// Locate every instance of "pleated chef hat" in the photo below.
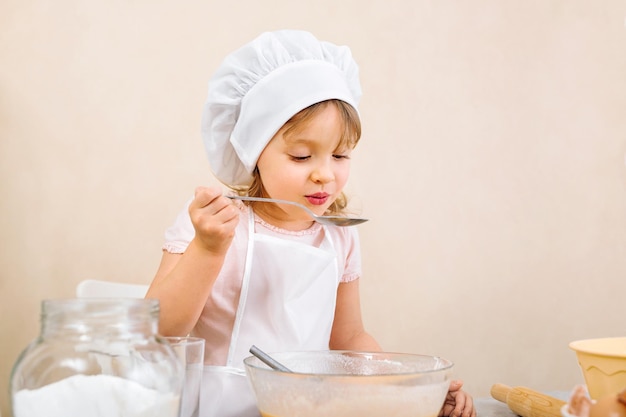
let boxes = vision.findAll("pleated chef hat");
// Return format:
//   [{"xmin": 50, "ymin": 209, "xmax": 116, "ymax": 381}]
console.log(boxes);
[{"xmin": 201, "ymin": 30, "xmax": 362, "ymax": 186}]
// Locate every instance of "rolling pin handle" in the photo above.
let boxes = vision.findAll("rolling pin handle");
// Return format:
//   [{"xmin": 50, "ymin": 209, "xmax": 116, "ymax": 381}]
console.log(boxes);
[
  {"xmin": 491, "ymin": 383, "xmax": 512, "ymax": 403},
  {"xmin": 490, "ymin": 383, "xmax": 566, "ymax": 417}
]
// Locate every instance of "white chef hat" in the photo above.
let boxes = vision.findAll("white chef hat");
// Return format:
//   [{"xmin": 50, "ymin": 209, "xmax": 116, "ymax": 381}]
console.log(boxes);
[{"xmin": 201, "ymin": 30, "xmax": 362, "ymax": 186}]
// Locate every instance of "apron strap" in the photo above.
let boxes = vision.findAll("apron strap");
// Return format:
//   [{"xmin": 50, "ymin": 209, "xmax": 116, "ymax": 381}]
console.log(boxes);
[{"xmin": 226, "ymin": 208, "xmax": 256, "ymax": 367}]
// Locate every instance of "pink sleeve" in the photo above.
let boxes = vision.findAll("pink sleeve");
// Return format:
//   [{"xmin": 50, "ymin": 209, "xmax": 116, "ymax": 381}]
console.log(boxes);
[
  {"xmin": 162, "ymin": 199, "xmax": 195, "ymax": 254},
  {"xmin": 338, "ymin": 226, "xmax": 362, "ymax": 283}
]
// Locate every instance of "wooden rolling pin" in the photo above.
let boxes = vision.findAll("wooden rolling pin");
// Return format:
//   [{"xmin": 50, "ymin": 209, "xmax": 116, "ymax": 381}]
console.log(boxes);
[{"xmin": 491, "ymin": 384, "xmax": 566, "ymax": 417}]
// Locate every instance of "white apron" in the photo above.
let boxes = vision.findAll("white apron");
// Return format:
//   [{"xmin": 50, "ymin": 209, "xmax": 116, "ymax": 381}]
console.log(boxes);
[{"xmin": 199, "ymin": 209, "xmax": 339, "ymax": 417}]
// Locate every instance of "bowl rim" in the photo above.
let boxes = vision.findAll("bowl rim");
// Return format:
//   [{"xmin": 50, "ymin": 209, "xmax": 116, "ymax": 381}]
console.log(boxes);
[
  {"xmin": 243, "ymin": 350, "xmax": 454, "ymax": 376},
  {"xmin": 569, "ymin": 337, "xmax": 626, "ymax": 357}
]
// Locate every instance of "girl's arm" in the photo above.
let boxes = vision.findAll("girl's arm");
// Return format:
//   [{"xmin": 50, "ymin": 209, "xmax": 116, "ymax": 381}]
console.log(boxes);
[
  {"xmin": 329, "ymin": 279, "xmax": 381, "ymax": 351},
  {"xmin": 330, "ymin": 279, "xmax": 475, "ymax": 417},
  {"xmin": 147, "ymin": 240, "xmax": 226, "ymax": 336},
  {"xmin": 146, "ymin": 186, "xmax": 239, "ymax": 336}
]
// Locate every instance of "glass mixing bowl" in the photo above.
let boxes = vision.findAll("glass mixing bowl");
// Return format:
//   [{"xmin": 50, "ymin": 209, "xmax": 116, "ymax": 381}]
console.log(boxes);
[{"xmin": 244, "ymin": 350, "xmax": 453, "ymax": 417}]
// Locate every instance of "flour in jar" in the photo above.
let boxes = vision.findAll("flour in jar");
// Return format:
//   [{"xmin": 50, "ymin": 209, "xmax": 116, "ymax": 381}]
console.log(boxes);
[{"xmin": 13, "ymin": 374, "xmax": 180, "ymax": 417}]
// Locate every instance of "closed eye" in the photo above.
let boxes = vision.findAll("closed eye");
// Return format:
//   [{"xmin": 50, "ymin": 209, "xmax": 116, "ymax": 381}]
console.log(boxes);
[
  {"xmin": 333, "ymin": 154, "xmax": 351, "ymax": 160},
  {"xmin": 289, "ymin": 154, "xmax": 310, "ymax": 161}
]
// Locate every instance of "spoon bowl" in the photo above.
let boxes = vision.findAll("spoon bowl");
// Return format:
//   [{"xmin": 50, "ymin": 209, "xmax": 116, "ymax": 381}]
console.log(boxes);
[{"xmin": 228, "ymin": 195, "xmax": 368, "ymax": 227}]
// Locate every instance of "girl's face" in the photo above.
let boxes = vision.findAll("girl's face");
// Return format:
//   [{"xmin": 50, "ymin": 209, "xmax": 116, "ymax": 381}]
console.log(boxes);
[{"xmin": 255, "ymin": 103, "xmax": 352, "ymax": 230}]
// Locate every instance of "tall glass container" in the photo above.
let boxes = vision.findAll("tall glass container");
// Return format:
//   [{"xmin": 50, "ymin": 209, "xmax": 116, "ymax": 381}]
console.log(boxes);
[{"xmin": 10, "ymin": 298, "xmax": 183, "ymax": 417}]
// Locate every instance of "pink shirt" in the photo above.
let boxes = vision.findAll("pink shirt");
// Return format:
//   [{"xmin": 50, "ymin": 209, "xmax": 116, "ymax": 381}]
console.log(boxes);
[{"xmin": 162, "ymin": 203, "xmax": 362, "ymax": 365}]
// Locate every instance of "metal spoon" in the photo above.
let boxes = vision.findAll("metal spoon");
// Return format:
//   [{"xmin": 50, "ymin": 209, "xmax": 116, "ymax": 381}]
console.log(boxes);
[
  {"xmin": 249, "ymin": 345, "xmax": 292, "ymax": 373},
  {"xmin": 228, "ymin": 195, "xmax": 368, "ymax": 227}
]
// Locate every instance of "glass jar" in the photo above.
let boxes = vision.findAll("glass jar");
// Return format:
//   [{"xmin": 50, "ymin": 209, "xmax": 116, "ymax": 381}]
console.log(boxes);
[{"xmin": 10, "ymin": 298, "xmax": 183, "ymax": 417}]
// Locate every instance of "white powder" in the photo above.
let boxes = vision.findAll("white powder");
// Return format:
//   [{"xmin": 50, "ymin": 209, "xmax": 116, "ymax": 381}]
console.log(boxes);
[{"xmin": 13, "ymin": 374, "xmax": 180, "ymax": 417}]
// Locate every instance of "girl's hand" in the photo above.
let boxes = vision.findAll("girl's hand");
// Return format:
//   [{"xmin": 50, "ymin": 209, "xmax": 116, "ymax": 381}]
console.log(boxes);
[
  {"xmin": 188, "ymin": 186, "xmax": 239, "ymax": 255},
  {"xmin": 438, "ymin": 380, "xmax": 476, "ymax": 417}
]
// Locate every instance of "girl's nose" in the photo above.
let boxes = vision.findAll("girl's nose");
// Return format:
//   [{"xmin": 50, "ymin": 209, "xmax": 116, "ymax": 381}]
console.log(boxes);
[{"xmin": 311, "ymin": 161, "xmax": 334, "ymax": 184}]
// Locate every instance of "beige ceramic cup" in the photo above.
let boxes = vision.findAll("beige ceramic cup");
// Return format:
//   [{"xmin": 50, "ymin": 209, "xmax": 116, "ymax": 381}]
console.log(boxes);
[
  {"xmin": 166, "ymin": 336, "xmax": 205, "ymax": 417},
  {"xmin": 569, "ymin": 337, "xmax": 626, "ymax": 400}
]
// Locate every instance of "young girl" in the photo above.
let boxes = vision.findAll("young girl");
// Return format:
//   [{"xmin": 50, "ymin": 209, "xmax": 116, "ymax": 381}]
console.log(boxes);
[{"xmin": 147, "ymin": 30, "xmax": 475, "ymax": 417}]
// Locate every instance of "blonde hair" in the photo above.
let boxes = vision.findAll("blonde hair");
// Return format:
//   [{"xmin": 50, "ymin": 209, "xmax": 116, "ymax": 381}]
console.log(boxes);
[{"xmin": 231, "ymin": 99, "xmax": 361, "ymax": 215}]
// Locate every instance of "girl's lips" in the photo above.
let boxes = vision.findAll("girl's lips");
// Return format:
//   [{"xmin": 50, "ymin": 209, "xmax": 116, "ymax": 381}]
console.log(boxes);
[{"xmin": 305, "ymin": 194, "xmax": 329, "ymax": 206}]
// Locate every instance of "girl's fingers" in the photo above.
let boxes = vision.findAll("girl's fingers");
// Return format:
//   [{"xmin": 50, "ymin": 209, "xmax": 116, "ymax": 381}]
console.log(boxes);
[
  {"xmin": 192, "ymin": 186, "xmax": 223, "ymax": 209},
  {"xmin": 449, "ymin": 380, "xmax": 463, "ymax": 392},
  {"xmin": 191, "ymin": 187, "xmax": 239, "ymax": 221},
  {"xmin": 461, "ymin": 394, "xmax": 475, "ymax": 417}
]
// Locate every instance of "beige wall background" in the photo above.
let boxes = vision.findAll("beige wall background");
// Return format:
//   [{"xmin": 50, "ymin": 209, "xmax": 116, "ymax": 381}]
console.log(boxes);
[{"xmin": 1, "ymin": 0, "xmax": 625, "ymax": 415}]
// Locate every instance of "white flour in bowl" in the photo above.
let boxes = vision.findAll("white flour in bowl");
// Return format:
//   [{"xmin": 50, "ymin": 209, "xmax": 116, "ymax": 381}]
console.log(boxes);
[{"xmin": 13, "ymin": 374, "xmax": 180, "ymax": 417}]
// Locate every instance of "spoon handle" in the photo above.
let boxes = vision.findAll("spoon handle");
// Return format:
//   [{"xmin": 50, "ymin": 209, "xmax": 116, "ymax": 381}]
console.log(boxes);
[
  {"xmin": 249, "ymin": 345, "xmax": 292, "ymax": 373},
  {"xmin": 228, "ymin": 195, "xmax": 315, "ymax": 216}
]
